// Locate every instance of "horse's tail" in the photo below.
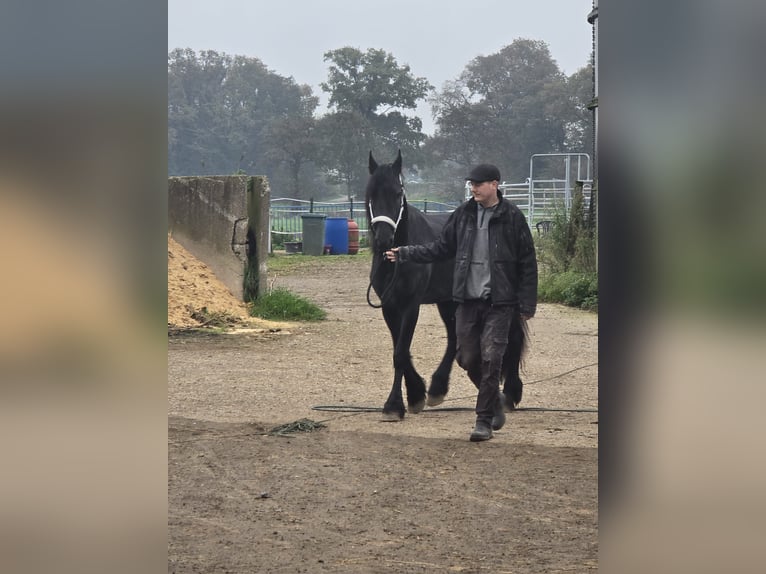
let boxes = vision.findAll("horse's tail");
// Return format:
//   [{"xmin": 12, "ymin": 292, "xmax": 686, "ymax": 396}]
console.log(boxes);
[{"xmin": 502, "ymin": 310, "xmax": 529, "ymax": 409}]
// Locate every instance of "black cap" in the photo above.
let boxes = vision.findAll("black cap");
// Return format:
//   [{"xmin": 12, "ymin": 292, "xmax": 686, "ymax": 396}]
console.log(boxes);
[{"xmin": 465, "ymin": 163, "xmax": 501, "ymax": 183}]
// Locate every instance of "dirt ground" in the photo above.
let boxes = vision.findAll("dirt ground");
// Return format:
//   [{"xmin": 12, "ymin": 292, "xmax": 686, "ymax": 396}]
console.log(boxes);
[{"xmin": 168, "ymin": 246, "xmax": 598, "ymax": 573}]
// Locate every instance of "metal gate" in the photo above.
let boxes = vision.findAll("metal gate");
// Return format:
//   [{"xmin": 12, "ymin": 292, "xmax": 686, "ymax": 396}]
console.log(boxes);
[{"xmin": 464, "ymin": 153, "xmax": 593, "ymax": 226}]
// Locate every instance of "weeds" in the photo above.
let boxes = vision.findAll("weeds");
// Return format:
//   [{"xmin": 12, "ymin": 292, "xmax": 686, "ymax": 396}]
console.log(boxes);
[{"xmin": 534, "ymin": 182, "xmax": 598, "ymax": 311}]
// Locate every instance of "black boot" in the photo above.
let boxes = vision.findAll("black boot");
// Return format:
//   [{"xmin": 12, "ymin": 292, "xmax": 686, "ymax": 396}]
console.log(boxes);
[{"xmin": 470, "ymin": 419, "xmax": 493, "ymax": 442}]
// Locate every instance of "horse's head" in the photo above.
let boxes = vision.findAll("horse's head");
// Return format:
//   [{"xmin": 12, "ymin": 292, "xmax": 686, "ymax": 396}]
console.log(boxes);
[{"xmin": 365, "ymin": 150, "xmax": 406, "ymax": 251}]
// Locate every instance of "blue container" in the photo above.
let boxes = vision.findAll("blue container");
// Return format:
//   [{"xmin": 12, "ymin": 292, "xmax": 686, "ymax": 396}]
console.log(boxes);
[{"xmin": 324, "ymin": 217, "xmax": 349, "ymax": 254}]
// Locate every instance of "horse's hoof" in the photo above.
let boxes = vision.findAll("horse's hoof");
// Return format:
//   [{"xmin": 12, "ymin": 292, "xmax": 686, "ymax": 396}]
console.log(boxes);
[
  {"xmin": 503, "ymin": 394, "xmax": 517, "ymax": 412},
  {"xmin": 426, "ymin": 394, "xmax": 445, "ymax": 407},
  {"xmin": 381, "ymin": 411, "xmax": 404, "ymax": 422},
  {"xmin": 408, "ymin": 398, "xmax": 425, "ymax": 414}
]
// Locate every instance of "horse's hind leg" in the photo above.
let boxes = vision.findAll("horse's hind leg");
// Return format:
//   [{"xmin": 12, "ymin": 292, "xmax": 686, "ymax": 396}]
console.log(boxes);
[
  {"xmin": 502, "ymin": 312, "xmax": 527, "ymax": 411},
  {"xmin": 427, "ymin": 301, "xmax": 458, "ymax": 406}
]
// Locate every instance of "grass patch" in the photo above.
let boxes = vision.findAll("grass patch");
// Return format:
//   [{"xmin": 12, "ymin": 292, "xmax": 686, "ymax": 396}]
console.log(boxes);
[
  {"xmin": 249, "ymin": 288, "xmax": 327, "ymax": 321},
  {"xmin": 267, "ymin": 249, "xmax": 371, "ymax": 273}
]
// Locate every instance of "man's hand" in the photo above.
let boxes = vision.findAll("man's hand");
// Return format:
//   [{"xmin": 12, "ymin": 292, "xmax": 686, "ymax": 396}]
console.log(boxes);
[{"xmin": 384, "ymin": 247, "xmax": 399, "ymax": 262}]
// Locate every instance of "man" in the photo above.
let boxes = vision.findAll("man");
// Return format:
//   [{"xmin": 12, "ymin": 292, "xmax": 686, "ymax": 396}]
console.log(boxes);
[{"xmin": 385, "ymin": 164, "xmax": 537, "ymax": 442}]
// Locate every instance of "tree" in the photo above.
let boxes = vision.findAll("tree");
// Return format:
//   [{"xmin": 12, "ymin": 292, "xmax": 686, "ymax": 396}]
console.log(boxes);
[
  {"xmin": 315, "ymin": 110, "xmax": 375, "ymax": 200},
  {"xmin": 322, "ymin": 47, "xmax": 432, "ymax": 120},
  {"xmin": 168, "ymin": 49, "xmax": 321, "ymax": 192},
  {"xmin": 168, "ymin": 49, "xmax": 232, "ymax": 174},
  {"xmin": 263, "ymin": 85, "xmax": 320, "ymax": 198},
  {"xmin": 563, "ymin": 64, "xmax": 595, "ymax": 157},
  {"xmin": 317, "ymin": 47, "xmax": 432, "ymax": 199},
  {"xmin": 429, "ymin": 39, "xmax": 578, "ymax": 183}
]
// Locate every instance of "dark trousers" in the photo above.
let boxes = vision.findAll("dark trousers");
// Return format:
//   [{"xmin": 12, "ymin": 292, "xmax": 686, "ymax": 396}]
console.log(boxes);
[{"xmin": 455, "ymin": 300, "xmax": 513, "ymax": 423}]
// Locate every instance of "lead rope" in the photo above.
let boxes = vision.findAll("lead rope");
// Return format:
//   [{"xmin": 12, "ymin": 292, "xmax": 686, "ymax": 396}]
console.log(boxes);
[
  {"xmin": 366, "ymin": 255, "xmax": 400, "ymax": 309},
  {"xmin": 366, "ymin": 176, "xmax": 406, "ymax": 308}
]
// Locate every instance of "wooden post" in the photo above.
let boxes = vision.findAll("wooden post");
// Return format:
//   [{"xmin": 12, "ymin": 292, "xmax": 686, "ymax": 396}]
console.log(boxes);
[{"xmin": 245, "ymin": 176, "xmax": 271, "ymax": 301}]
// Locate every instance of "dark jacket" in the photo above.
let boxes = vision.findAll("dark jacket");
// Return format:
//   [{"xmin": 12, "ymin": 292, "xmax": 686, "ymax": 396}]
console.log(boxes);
[{"xmin": 397, "ymin": 194, "xmax": 538, "ymax": 316}]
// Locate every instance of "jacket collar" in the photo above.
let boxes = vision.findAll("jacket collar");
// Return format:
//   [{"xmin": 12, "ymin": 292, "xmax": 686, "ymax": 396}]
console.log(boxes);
[{"xmin": 467, "ymin": 191, "xmax": 509, "ymax": 216}]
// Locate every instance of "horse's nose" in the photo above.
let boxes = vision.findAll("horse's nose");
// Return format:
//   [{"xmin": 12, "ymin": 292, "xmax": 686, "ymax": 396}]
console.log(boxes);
[{"xmin": 372, "ymin": 222, "xmax": 395, "ymax": 246}]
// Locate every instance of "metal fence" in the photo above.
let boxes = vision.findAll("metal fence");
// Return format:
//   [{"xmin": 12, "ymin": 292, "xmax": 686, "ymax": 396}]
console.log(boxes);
[
  {"xmin": 272, "ymin": 153, "xmax": 593, "ymax": 249},
  {"xmin": 269, "ymin": 197, "xmax": 458, "ymax": 249},
  {"xmin": 527, "ymin": 153, "xmax": 593, "ymax": 223},
  {"xmin": 497, "ymin": 180, "xmax": 593, "ymax": 225},
  {"xmin": 473, "ymin": 153, "xmax": 594, "ymax": 225}
]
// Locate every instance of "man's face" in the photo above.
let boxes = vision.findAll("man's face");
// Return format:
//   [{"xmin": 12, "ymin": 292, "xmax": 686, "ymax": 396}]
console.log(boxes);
[{"xmin": 468, "ymin": 180, "xmax": 498, "ymax": 206}]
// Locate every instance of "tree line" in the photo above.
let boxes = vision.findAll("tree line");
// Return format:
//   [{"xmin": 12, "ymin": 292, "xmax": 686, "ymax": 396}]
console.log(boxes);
[{"xmin": 168, "ymin": 40, "xmax": 593, "ymax": 202}]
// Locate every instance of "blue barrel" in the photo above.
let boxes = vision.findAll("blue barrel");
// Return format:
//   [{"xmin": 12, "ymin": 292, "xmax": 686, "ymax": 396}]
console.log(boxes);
[{"xmin": 324, "ymin": 217, "xmax": 349, "ymax": 254}]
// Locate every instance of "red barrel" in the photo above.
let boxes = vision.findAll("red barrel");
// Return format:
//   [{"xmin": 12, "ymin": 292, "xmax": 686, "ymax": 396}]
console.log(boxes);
[{"xmin": 347, "ymin": 219, "xmax": 360, "ymax": 255}]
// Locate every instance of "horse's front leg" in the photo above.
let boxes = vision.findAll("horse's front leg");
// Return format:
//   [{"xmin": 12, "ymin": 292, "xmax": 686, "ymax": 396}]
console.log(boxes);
[
  {"xmin": 427, "ymin": 301, "xmax": 458, "ymax": 406},
  {"xmin": 380, "ymin": 305, "xmax": 407, "ymax": 421},
  {"xmin": 380, "ymin": 304, "xmax": 426, "ymax": 420}
]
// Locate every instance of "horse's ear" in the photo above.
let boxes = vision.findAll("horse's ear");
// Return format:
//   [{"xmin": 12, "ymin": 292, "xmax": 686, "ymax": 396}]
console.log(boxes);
[
  {"xmin": 392, "ymin": 149, "xmax": 402, "ymax": 176},
  {"xmin": 369, "ymin": 151, "xmax": 378, "ymax": 175}
]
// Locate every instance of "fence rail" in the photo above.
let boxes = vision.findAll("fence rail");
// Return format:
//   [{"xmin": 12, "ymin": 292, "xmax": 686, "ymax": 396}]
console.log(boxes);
[
  {"xmin": 269, "ymin": 198, "xmax": 458, "ymax": 247},
  {"xmin": 270, "ymin": 176, "xmax": 592, "ymax": 249},
  {"xmin": 496, "ymin": 180, "xmax": 593, "ymax": 224}
]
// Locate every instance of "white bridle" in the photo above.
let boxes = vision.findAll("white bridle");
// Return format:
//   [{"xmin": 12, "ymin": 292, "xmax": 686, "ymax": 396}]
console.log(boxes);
[{"xmin": 368, "ymin": 176, "xmax": 406, "ymax": 231}]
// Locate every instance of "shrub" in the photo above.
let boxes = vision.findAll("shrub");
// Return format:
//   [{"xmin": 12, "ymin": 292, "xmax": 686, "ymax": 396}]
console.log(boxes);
[
  {"xmin": 538, "ymin": 271, "xmax": 598, "ymax": 311},
  {"xmin": 271, "ymin": 232, "xmax": 285, "ymax": 249},
  {"xmin": 533, "ymin": 181, "xmax": 598, "ymax": 312},
  {"xmin": 534, "ymin": 182, "xmax": 597, "ymax": 275}
]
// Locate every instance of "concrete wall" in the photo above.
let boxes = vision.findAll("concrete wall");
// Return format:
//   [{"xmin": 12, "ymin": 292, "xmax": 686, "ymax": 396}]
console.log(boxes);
[{"xmin": 168, "ymin": 175, "xmax": 269, "ymax": 301}]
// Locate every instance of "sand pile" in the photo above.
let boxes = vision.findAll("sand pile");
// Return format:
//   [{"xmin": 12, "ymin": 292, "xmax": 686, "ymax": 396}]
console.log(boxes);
[{"xmin": 167, "ymin": 235, "xmax": 285, "ymax": 331}]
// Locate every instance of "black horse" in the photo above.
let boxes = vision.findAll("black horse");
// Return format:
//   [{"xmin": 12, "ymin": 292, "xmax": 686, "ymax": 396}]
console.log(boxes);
[{"xmin": 366, "ymin": 150, "xmax": 527, "ymax": 421}]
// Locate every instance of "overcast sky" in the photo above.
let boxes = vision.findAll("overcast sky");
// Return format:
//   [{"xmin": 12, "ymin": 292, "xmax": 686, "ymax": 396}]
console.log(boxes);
[{"xmin": 168, "ymin": 0, "xmax": 594, "ymax": 134}]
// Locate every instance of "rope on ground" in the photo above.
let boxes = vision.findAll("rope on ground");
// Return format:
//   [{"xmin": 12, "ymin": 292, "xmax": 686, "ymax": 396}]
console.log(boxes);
[
  {"xmin": 310, "ymin": 362, "xmax": 599, "ymax": 415},
  {"xmin": 525, "ymin": 361, "xmax": 598, "ymax": 385},
  {"xmin": 310, "ymin": 405, "xmax": 381, "ymax": 413},
  {"xmin": 311, "ymin": 404, "xmax": 597, "ymax": 414}
]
